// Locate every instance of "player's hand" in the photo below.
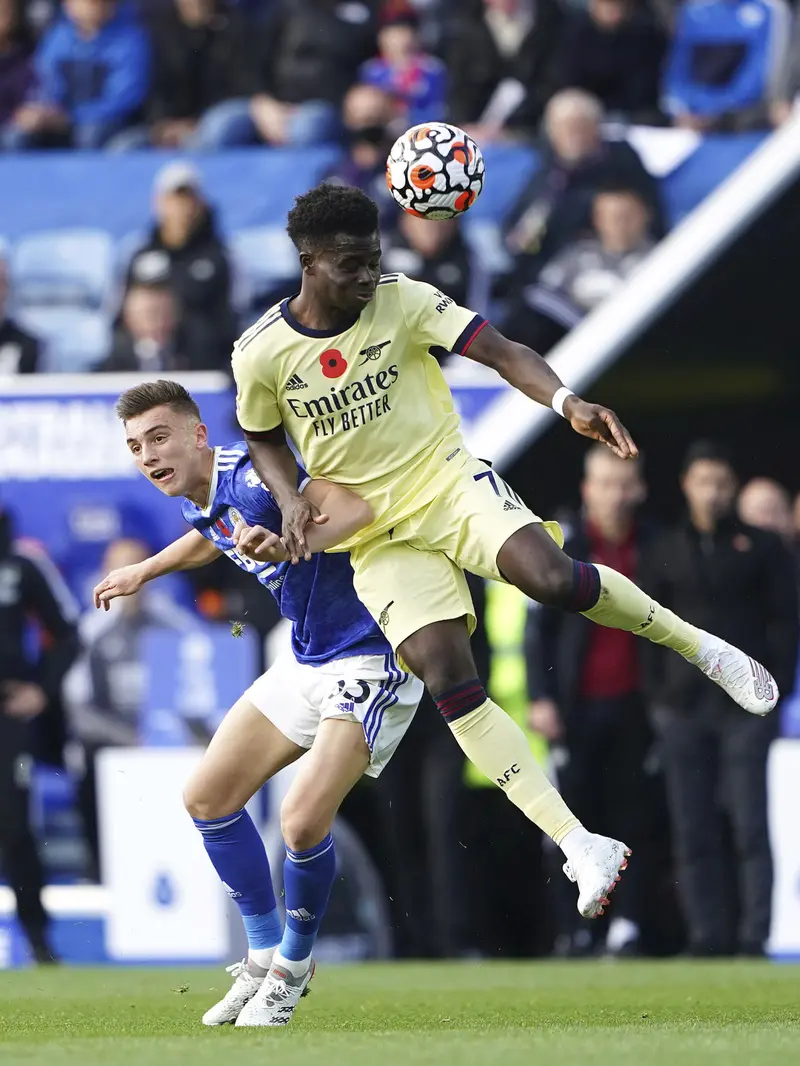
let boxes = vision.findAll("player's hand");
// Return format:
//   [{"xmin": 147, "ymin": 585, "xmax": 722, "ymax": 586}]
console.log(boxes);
[
  {"xmin": 563, "ymin": 396, "xmax": 638, "ymax": 460},
  {"xmin": 232, "ymin": 520, "xmax": 289, "ymax": 562},
  {"xmin": 281, "ymin": 495, "xmax": 329, "ymax": 565},
  {"xmin": 93, "ymin": 565, "xmax": 146, "ymax": 610},
  {"xmin": 2, "ymin": 681, "xmax": 47, "ymax": 719},
  {"xmin": 528, "ymin": 699, "xmax": 564, "ymax": 742}
]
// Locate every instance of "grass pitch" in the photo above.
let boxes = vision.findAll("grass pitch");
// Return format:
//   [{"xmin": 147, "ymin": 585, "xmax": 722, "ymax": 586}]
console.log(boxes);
[{"xmin": 1, "ymin": 960, "xmax": 798, "ymax": 1066}]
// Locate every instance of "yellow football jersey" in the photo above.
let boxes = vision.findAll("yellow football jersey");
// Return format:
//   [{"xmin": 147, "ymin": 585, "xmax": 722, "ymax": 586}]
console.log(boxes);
[{"xmin": 232, "ymin": 273, "xmax": 487, "ymax": 547}]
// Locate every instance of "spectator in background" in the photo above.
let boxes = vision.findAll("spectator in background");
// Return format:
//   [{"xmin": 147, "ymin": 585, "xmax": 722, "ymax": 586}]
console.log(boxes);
[
  {"xmin": 383, "ymin": 213, "xmax": 473, "ymax": 321},
  {"xmin": 551, "ymin": 0, "xmax": 667, "ymax": 124},
  {"xmin": 738, "ymin": 478, "xmax": 795, "ymax": 547},
  {"xmin": 358, "ymin": 1, "xmax": 446, "ymax": 129},
  {"xmin": 447, "ymin": 0, "xmax": 564, "ymax": 140},
  {"xmin": 771, "ymin": 16, "xmax": 800, "ymax": 126},
  {"xmin": 0, "ymin": 253, "xmax": 40, "ymax": 374},
  {"xmin": 65, "ymin": 538, "xmax": 196, "ymax": 877},
  {"xmin": 525, "ymin": 445, "xmax": 655, "ymax": 957},
  {"xmin": 1, "ymin": 0, "xmax": 150, "ymax": 150},
  {"xmin": 0, "ymin": 0, "xmax": 35, "ymax": 134},
  {"xmin": 99, "ymin": 281, "xmax": 184, "ymax": 372},
  {"xmin": 507, "ymin": 183, "xmax": 655, "ymax": 353},
  {"xmin": 0, "ymin": 504, "xmax": 79, "ymax": 962},
  {"xmin": 663, "ymin": 0, "xmax": 791, "ymax": 132},
  {"xmin": 126, "ymin": 162, "xmax": 235, "ymax": 360},
  {"xmin": 642, "ymin": 441, "xmax": 798, "ymax": 956},
  {"xmin": 144, "ymin": 0, "xmax": 252, "ymax": 150},
  {"xmin": 241, "ymin": 0, "xmax": 375, "ymax": 147},
  {"xmin": 504, "ymin": 90, "xmax": 662, "ymax": 284}
]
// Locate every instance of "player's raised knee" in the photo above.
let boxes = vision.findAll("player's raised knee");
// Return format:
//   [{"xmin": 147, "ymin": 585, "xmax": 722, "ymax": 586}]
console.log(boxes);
[
  {"xmin": 280, "ymin": 796, "xmax": 330, "ymax": 854},
  {"xmin": 183, "ymin": 781, "xmax": 233, "ymax": 823}
]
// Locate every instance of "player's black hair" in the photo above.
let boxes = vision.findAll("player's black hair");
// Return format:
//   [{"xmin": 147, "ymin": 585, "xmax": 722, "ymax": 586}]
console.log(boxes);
[
  {"xmin": 286, "ymin": 183, "xmax": 379, "ymax": 252},
  {"xmin": 115, "ymin": 380, "xmax": 201, "ymax": 424},
  {"xmin": 681, "ymin": 439, "xmax": 737, "ymax": 477}
]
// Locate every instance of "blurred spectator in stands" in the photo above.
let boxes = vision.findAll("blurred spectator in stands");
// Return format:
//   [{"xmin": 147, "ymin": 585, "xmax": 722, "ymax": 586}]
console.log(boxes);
[
  {"xmin": 66, "ymin": 538, "xmax": 196, "ymax": 878},
  {"xmin": 238, "ymin": 0, "xmax": 375, "ymax": 147},
  {"xmin": 663, "ymin": 0, "xmax": 791, "ymax": 132},
  {"xmin": 642, "ymin": 441, "xmax": 798, "ymax": 956},
  {"xmin": 771, "ymin": 16, "xmax": 800, "ymax": 126},
  {"xmin": 358, "ymin": 1, "xmax": 446, "ymax": 129},
  {"xmin": 506, "ymin": 183, "xmax": 655, "ymax": 352},
  {"xmin": 551, "ymin": 0, "xmax": 667, "ymax": 124},
  {"xmin": 0, "ymin": 0, "xmax": 35, "ymax": 133},
  {"xmin": 143, "ymin": 0, "xmax": 252, "ymax": 150},
  {"xmin": 738, "ymin": 478, "xmax": 795, "ymax": 548},
  {"xmin": 126, "ymin": 162, "xmax": 235, "ymax": 359},
  {"xmin": 99, "ymin": 281, "xmax": 183, "ymax": 372},
  {"xmin": 383, "ymin": 214, "xmax": 473, "ymax": 326},
  {"xmin": 0, "ymin": 252, "xmax": 40, "ymax": 374},
  {"xmin": 504, "ymin": 90, "xmax": 662, "ymax": 285},
  {"xmin": 447, "ymin": 0, "xmax": 564, "ymax": 140},
  {"xmin": 1, "ymin": 504, "xmax": 79, "ymax": 961},
  {"xmin": 526, "ymin": 445, "xmax": 654, "ymax": 957},
  {"xmin": 1, "ymin": 0, "xmax": 150, "ymax": 150},
  {"xmin": 327, "ymin": 84, "xmax": 401, "ymax": 230}
]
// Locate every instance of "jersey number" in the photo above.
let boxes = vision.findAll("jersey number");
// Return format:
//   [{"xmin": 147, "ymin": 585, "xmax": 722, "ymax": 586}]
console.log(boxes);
[{"xmin": 473, "ymin": 469, "xmax": 525, "ymax": 508}]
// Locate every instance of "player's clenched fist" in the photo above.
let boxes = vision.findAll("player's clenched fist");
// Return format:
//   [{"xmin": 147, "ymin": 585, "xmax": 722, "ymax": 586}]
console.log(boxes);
[
  {"xmin": 93, "ymin": 565, "xmax": 146, "ymax": 610},
  {"xmin": 563, "ymin": 396, "xmax": 639, "ymax": 460}
]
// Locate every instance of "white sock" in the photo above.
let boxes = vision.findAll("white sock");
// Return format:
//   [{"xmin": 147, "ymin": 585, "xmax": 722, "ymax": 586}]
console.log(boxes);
[
  {"xmin": 272, "ymin": 949, "xmax": 311, "ymax": 978},
  {"xmin": 560, "ymin": 825, "xmax": 593, "ymax": 863},
  {"xmin": 248, "ymin": 946, "xmax": 276, "ymax": 971}
]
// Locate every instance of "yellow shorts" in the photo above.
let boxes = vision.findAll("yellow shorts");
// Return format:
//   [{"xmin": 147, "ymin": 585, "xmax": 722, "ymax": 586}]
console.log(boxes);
[{"xmin": 349, "ymin": 453, "xmax": 563, "ymax": 651}]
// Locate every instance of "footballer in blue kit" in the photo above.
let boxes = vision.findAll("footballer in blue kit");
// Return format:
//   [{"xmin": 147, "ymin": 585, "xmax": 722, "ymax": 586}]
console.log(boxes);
[{"xmin": 93, "ymin": 380, "xmax": 422, "ymax": 1028}]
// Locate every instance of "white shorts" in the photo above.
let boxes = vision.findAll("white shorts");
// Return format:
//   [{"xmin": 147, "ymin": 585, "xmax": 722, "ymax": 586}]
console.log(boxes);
[{"xmin": 244, "ymin": 651, "xmax": 423, "ymax": 778}]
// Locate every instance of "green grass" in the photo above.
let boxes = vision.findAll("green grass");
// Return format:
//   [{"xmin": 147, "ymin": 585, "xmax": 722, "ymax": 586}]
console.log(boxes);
[{"xmin": 1, "ymin": 960, "xmax": 799, "ymax": 1066}]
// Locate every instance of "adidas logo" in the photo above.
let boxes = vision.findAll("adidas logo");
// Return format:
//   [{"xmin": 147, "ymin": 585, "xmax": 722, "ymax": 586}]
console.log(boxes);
[
  {"xmin": 221, "ymin": 881, "xmax": 242, "ymax": 900},
  {"xmin": 286, "ymin": 374, "xmax": 308, "ymax": 391},
  {"xmin": 503, "ymin": 500, "xmax": 520, "ymax": 511},
  {"xmin": 287, "ymin": 907, "xmax": 315, "ymax": 922}
]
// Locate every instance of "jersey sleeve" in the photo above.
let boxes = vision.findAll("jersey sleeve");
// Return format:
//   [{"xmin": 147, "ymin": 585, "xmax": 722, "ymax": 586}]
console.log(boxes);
[
  {"xmin": 231, "ymin": 342, "xmax": 281, "ymax": 435},
  {"xmin": 396, "ymin": 273, "xmax": 487, "ymax": 356}
]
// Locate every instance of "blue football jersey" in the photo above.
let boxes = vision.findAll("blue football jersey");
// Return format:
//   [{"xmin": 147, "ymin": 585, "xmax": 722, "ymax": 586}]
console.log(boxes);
[{"xmin": 181, "ymin": 443, "xmax": 389, "ymax": 664}]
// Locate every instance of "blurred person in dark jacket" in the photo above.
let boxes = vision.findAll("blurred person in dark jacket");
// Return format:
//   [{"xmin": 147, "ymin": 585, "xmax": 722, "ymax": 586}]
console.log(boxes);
[
  {"xmin": 642, "ymin": 441, "xmax": 799, "ymax": 957},
  {"xmin": 507, "ymin": 183, "xmax": 655, "ymax": 353},
  {"xmin": 99, "ymin": 281, "xmax": 185, "ymax": 372},
  {"xmin": 144, "ymin": 0, "xmax": 253, "ymax": 149},
  {"xmin": 0, "ymin": 252, "xmax": 40, "ymax": 374},
  {"xmin": 126, "ymin": 162, "xmax": 236, "ymax": 359},
  {"xmin": 503, "ymin": 90, "xmax": 663, "ymax": 285},
  {"xmin": 0, "ymin": 0, "xmax": 35, "ymax": 133},
  {"xmin": 382, "ymin": 213, "xmax": 473, "ymax": 324},
  {"xmin": 1, "ymin": 0, "xmax": 150, "ymax": 150},
  {"xmin": 446, "ymin": 0, "xmax": 564, "ymax": 139},
  {"xmin": 0, "ymin": 505, "xmax": 79, "ymax": 963},
  {"xmin": 525, "ymin": 444, "xmax": 654, "ymax": 957},
  {"xmin": 551, "ymin": 0, "xmax": 667, "ymax": 124},
  {"xmin": 738, "ymin": 478, "xmax": 795, "ymax": 548}
]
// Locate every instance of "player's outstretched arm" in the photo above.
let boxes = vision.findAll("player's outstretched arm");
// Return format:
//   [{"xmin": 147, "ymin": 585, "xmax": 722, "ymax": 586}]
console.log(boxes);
[
  {"xmin": 93, "ymin": 530, "xmax": 221, "ymax": 611},
  {"xmin": 465, "ymin": 324, "xmax": 639, "ymax": 460},
  {"xmin": 245, "ymin": 428, "xmax": 328, "ymax": 564}
]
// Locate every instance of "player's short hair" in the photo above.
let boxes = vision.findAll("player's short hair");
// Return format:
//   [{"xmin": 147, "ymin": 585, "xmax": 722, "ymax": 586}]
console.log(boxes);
[
  {"xmin": 681, "ymin": 439, "xmax": 736, "ymax": 477},
  {"xmin": 287, "ymin": 183, "xmax": 379, "ymax": 252},
  {"xmin": 115, "ymin": 380, "xmax": 201, "ymax": 424}
]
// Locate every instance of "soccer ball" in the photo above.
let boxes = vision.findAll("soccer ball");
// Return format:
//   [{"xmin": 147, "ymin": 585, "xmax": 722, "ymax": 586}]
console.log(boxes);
[{"xmin": 386, "ymin": 122, "xmax": 485, "ymax": 221}]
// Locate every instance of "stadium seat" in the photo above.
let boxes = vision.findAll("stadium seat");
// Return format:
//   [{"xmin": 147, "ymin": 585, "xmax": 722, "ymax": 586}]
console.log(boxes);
[
  {"xmin": 15, "ymin": 307, "xmax": 111, "ymax": 373},
  {"xmin": 229, "ymin": 226, "xmax": 299, "ymax": 314},
  {"xmin": 11, "ymin": 228, "xmax": 114, "ymax": 311}
]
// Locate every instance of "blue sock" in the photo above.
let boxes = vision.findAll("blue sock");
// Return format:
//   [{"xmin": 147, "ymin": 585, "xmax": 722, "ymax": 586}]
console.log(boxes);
[
  {"xmin": 193, "ymin": 809, "xmax": 282, "ymax": 952},
  {"xmin": 279, "ymin": 832, "xmax": 336, "ymax": 961}
]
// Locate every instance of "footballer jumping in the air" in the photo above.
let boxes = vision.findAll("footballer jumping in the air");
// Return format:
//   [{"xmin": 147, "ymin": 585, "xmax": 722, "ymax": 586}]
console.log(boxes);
[
  {"xmin": 94, "ymin": 380, "xmax": 423, "ymax": 1027},
  {"xmin": 232, "ymin": 184, "xmax": 779, "ymax": 920}
]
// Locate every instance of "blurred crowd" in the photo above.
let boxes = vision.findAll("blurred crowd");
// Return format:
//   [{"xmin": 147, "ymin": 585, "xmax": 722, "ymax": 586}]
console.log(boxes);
[
  {"xmin": 2, "ymin": 441, "xmax": 799, "ymax": 962},
  {"xmin": 1, "ymin": 0, "xmax": 800, "ymax": 373}
]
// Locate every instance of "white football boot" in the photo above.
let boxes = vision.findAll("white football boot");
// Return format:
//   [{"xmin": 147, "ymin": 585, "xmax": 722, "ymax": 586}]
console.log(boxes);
[
  {"xmin": 202, "ymin": 959, "xmax": 265, "ymax": 1026},
  {"xmin": 691, "ymin": 632, "xmax": 778, "ymax": 716},
  {"xmin": 235, "ymin": 956, "xmax": 315, "ymax": 1027},
  {"xmin": 563, "ymin": 834, "xmax": 631, "ymax": 919}
]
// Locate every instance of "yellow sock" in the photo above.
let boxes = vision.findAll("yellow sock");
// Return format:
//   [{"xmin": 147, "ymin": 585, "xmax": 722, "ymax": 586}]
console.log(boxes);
[
  {"xmin": 448, "ymin": 698, "xmax": 579, "ymax": 844},
  {"xmin": 583, "ymin": 564, "xmax": 702, "ymax": 659}
]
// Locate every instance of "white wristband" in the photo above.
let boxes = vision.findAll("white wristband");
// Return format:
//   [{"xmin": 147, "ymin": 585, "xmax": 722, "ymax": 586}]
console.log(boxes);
[{"xmin": 551, "ymin": 387, "xmax": 574, "ymax": 418}]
